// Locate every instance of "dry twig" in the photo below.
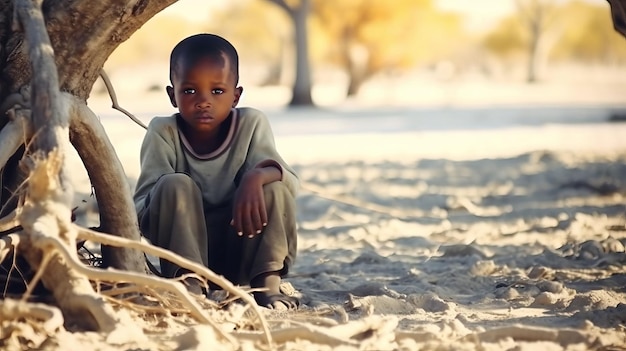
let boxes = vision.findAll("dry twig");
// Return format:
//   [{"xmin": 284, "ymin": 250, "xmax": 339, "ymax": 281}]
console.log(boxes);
[
  {"xmin": 74, "ymin": 224, "xmax": 273, "ymax": 346},
  {"xmin": 98, "ymin": 69, "xmax": 148, "ymax": 130}
]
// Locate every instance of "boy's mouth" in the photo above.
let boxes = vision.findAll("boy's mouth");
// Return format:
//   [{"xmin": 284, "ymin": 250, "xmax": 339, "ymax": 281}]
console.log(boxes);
[{"xmin": 196, "ymin": 113, "xmax": 214, "ymax": 121}]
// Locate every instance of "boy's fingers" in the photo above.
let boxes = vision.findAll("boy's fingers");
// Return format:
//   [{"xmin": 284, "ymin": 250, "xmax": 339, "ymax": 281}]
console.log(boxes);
[
  {"xmin": 232, "ymin": 209, "xmax": 244, "ymax": 236},
  {"xmin": 241, "ymin": 205, "xmax": 255, "ymax": 236},
  {"xmin": 251, "ymin": 207, "xmax": 263, "ymax": 235},
  {"xmin": 259, "ymin": 203, "xmax": 268, "ymax": 230}
]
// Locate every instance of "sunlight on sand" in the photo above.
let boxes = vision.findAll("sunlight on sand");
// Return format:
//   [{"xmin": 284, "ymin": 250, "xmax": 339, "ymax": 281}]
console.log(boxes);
[{"xmin": 58, "ymin": 76, "xmax": 626, "ymax": 350}]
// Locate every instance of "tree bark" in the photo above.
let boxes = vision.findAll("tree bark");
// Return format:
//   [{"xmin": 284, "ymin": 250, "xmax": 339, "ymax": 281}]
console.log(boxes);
[
  {"xmin": 288, "ymin": 0, "xmax": 314, "ymax": 106},
  {"xmin": 526, "ymin": 17, "xmax": 540, "ymax": 83},
  {"xmin": 68, "ymin": 97, "xmax": 146, "ymax": 270},
  {"xmin": 265, "ymin": 0, "xmax": 314, "ymax": 106},
  {"xmin": 1, "ymin": 0, "xmax": 176, "ymax": 272},
  {"xmin": 12, "ymin": 0, "xmax": 120, "ymax": 331},
  {"xmin": 516, "ymin": 0, "xmax": 549, "ymax": 84}
]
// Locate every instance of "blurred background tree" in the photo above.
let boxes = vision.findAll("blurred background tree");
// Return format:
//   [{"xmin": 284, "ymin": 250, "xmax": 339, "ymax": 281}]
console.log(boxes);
[
  {"xmin": 312, "ymin": 0, "xmax": 462, "ymax": 96},
  {"xmin": 551, "ymin": 0, "xmax": 626, "ymax": 64},
  {"xmin": 516, "ymin": 0, "xmax": 557, "ymax": 83},
  {"xmin": 202, "ymin": 0, "xmax": 291, "ymax": 87},
  {"xmin": 204, "ymin": 0, "xmax": 314, "ymax": 106},
  {"xmin": 101, "ymin": 0, "xmax": 626, "ymax": 106},
  {"xmin": 482, "ymin": 0, "xmax": 626, "ymax": 82}
]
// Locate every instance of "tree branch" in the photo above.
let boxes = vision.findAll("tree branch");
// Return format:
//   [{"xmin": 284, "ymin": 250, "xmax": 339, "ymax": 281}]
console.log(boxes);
[
  {"xmin": 0, "ymin": 107, "xmax": 32, "ymax": 171},
  {"xmin": 98, "ymin": 69, "xmax": 147, "ymax": 130}
]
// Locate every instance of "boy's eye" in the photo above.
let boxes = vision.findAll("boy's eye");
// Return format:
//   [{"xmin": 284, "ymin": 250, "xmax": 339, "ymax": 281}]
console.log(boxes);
[
  {"xmin": 183, "ymin": 88, "xmax": 196, "ymax": 94},
  {"xmin": 212, "ymin": 89, "xmax": 224, "ymax": 95}
]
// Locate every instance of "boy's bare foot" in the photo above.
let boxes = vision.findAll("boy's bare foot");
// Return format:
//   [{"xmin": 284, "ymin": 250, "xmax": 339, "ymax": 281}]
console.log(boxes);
[
  {"xmin": 251, "ymin": 272, "xmax": 299, "ymax": 310},
  {"xmin": 175, "ymin": 268, "xmax": 205, "ymax": 296},
  {"xmin": 183, "ymin": 276, "xmax": 204, "ymax": 296}
]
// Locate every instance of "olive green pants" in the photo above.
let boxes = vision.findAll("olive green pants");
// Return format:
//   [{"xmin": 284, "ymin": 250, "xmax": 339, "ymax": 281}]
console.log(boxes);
[{"xmin": 139, "ymin": 173, "xmax": 297, "ymax": 285}]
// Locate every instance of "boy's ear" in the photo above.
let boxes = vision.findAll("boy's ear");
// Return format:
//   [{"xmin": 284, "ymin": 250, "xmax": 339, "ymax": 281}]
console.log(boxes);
[
  {"xmin": 166, "ymin": 86, "xmax": 177, "ymax": 108},
  {"xmin": 232, "ymin": 86, "xmax": 243, "ymax": 107}
]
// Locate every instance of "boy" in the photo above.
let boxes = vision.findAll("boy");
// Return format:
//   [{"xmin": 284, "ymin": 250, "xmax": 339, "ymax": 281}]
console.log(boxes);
[{"xmin": 133, "ymin": 33, "xmax": 299, "ymax": 310}]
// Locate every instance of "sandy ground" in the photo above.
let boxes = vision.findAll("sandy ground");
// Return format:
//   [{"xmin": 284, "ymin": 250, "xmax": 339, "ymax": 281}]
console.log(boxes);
[{"xmin": 3, "ymin": 79, "xmax": 626, "ymax": 350}]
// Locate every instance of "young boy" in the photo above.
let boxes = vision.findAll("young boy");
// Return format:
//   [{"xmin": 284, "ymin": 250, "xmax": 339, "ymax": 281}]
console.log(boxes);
[{"xmin": 133, "ymin": 33, "xmax": 299, "ymax": 310}]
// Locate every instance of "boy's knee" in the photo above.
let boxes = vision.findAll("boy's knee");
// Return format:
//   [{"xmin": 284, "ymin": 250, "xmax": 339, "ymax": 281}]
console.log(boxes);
[
  {"xmin": 262, "ymin": 181, "xmax": 290, "ymax": 199},
  {"xmin": 154, "ymin": 173, "xmax": 198, "ymax": 196},
  {"xmin": 263, "ymin": 181, "xmax": 296, "ymax": 211}
]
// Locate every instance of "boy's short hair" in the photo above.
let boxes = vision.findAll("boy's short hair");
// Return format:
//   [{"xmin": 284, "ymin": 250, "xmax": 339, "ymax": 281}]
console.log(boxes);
[{"xmin": 169, "ymin": 33, "xmax": 240, "ymax": 85}]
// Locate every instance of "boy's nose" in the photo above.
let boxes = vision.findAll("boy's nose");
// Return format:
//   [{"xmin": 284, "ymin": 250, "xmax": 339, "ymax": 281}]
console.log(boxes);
[{"xmin": 195, "ymin": 94, "xmax": 212, "ymax": 108}]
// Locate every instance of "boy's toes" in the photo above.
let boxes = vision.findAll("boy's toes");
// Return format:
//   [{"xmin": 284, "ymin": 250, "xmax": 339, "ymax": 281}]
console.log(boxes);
[
  {"xmin": 256, "ymin": 293, "xmax": 300, "ymax": 310},
  {"xmin": 183, "ymin": 277, "xmax": 205, "ymax": 296}
]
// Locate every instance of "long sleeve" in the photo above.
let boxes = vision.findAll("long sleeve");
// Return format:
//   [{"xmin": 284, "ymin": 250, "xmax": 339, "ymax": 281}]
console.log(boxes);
[
  {"xmin": 133, "ymin": 117, "xmax": 182, "ymax": 218},
  {"xmin": 133, "ymin": 109, "xmax": 299, "ymax": 216},
  {"xmin": 238, "ymin": 108, "xmax": 299, "ymax": 196}
]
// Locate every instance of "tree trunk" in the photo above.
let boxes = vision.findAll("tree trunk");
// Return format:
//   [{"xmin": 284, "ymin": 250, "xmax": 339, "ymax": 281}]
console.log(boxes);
[
  {"xmin": 526, "ymin": 19, "xmax": 540, "ymax": 83},
  {"xmin": 0, "ymin": 0, "xmax": 176, "ymax": 273},
  {"xmin": 339, "ymin": 29, "xmax": 369, "ymax": 98},
  {"xmin": 346, "ymin": 74, "xmax": 365, "ymax": 97},
  {"xmin": 265, "ymin": 0, "xmax": 314, "ymax": 106},
  {"xmin": 288, "ymin": 0, "xmax": 314, "ymax": 106},
  {"xmin": 608, "ymin": 0, "xmax": 626, "ymax": 38}
]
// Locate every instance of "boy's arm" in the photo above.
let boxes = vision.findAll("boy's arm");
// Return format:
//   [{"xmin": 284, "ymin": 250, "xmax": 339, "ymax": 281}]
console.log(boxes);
[
  {"xmin": 133, "ymin": 120, "xmax": 178, "ymax": 216},
  {"xmin": 233, "ymin": 164, "xmax": 283, "ymax": 236},
  {"xmin": 243, "ymin": 109, "xmax": 299, "ymax": 195},
  {"xmin": 231, "ymin": 109, "xmax": 298, "ymax": 236}
]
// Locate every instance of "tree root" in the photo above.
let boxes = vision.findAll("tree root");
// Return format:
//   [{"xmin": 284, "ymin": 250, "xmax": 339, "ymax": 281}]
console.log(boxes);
[
  {"xmin": 74, "ymin": 224, "xmax": 273, "ymax": 345},
  {"xmin": 237, "ymin": 324, "xmax": 359, "ymax": 347},
  {"xmin": 0, "ymin": 106, "xmax": 32, "ymax": 172},
  {"xmin": 234, "ymin": 315, "xmax": 399, "ymax": 348},
  {"xmin": 301, "ymin": 180, "xmax": 430, "ymax": 219},
  {"xmin": 0, "ymin": 298, "xmax": 64, "ymax": 334},
  {"xmin": 0, "ymin": 298, "xmax": 64, "ymax": 349},
  {"xmin": 0, "ymin": 209, "xmax": 20, "ymax": 233},
  {"xmin": 7, "ymin": 212, "xmax": 239, "ymax": 346},
  {"xmin": 0, "ymin": 233, "xmax": 22, "ymax": 265},
  {"xmin": 67, "ymin": 94, "xmax": 148, "ymax": 272},
  {"xmin": 463, "ymin": 325, "xmax": 588, "ymax": 345},
  {"xmin": 37, "ymin": 233, "xmax": 240, "ymax": 346}
]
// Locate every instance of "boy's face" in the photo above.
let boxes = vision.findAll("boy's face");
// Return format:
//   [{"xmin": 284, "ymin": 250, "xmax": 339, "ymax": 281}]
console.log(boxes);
[{"xmin": 167, "ymin": 53, "xmax": 242, "ymax": 137}]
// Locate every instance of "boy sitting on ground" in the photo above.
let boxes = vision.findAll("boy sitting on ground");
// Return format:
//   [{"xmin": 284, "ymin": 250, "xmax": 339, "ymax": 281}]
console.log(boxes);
[{"xmin": 133, "ymin": 33, "xmax": 299, "ymax": 310}]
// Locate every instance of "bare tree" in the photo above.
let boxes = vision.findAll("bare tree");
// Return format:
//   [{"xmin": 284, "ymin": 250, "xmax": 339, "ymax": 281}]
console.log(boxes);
[
  {"xmin": 0, "ymin": 0, "xmax": 177, "ymax": 274},
  {"xmin": 515, "ymin": 0, "xmax": 556, "ymax": 83},
  {"xmin": 264, "ymin": 0, "xmax": 314, "ymax": 106}
]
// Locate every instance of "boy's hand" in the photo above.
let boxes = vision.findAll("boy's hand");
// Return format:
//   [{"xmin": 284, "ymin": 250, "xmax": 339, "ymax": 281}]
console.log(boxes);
[{"xmin": 231, "ymin": 168, "xmax": 268, "ymax": 237}]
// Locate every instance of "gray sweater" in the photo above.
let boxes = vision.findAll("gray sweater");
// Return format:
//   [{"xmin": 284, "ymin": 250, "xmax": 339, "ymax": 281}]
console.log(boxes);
[{"xmin": 133, "ymin": 107, "xmax": 299, "ymax": 218}]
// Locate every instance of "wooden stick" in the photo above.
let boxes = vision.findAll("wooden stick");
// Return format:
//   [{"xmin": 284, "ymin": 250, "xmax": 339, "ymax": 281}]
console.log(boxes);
[
  {"xmin": 74, "ymin": 224, "xmax": 274, "ymax": 346},
  {"xmin": 0, "ymin": 209, "xmax": 20, "ymax": 232},
  {"xmin": 33, "ymin": 234, "xmax": 239, "ymax": 347}
]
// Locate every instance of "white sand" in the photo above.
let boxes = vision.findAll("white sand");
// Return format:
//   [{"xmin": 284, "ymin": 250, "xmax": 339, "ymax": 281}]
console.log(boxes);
[{"xmin": 19, "ymin": 80, "xmax": 626, "ymax": 349}]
